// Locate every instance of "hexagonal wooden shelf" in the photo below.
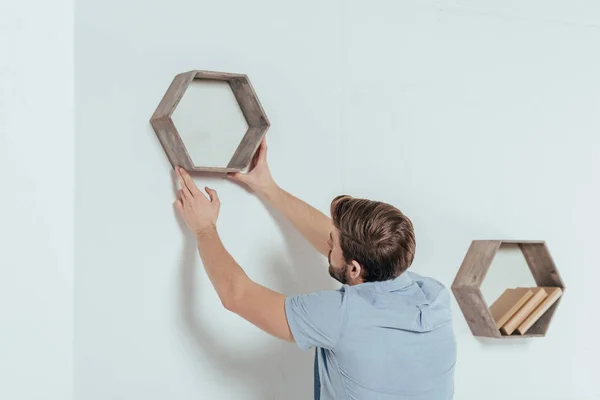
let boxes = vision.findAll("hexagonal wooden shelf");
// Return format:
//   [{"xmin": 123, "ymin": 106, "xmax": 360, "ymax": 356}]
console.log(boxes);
[
  {"xmin": 452, "ymin": 240, "xmax": 565, "ymax": 338},
  {"xmin": 150, "ymin": 70, "xmax": 270, "ymax": 173}
]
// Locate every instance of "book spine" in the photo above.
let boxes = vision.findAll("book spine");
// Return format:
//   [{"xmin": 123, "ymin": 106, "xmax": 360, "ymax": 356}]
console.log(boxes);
[
  {"xmin": 501, "ymin": 288, "xmax": 548, "ymax": 335},
  {"xmin": 493, "ymin": 289, "xmax": 533, "ymax": 329},
  {"xmin": 516, "ymin": 288, "xmax": 563, "ymax": 335}
]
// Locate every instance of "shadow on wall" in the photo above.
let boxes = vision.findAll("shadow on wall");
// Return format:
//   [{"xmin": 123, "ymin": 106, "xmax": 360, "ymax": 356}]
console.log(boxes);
[{"xmin": 175, "ymin": 176, "xmax": 334, "ymax": 399}]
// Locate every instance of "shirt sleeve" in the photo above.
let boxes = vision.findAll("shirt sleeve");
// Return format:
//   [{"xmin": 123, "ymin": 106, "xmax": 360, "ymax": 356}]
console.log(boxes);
[{"xmin": 284, "ymin": 288, "xmax": 350, "ymax": 350}]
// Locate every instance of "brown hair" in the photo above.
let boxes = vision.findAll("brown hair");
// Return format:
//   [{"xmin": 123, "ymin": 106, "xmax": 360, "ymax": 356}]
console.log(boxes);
[{"xmin": 330, "ymin": 195, "xmax": 416, "ymax": 282}]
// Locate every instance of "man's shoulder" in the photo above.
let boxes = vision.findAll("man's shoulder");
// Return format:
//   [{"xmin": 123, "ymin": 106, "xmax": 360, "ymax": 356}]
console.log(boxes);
[
  {"xmin": 407, "ymin": 270, "xmax": 448, "ymax": 290},
  {"xmin": 341, "ymin": 271, "xmax": 454, "ymax": 333},
  {"xmin": 406, "ymin": 270, "xmax": 445, "ymax": 286}
]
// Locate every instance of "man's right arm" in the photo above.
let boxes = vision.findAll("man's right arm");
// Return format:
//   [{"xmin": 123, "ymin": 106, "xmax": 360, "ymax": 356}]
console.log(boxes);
[
  {"xmin": 260, "ymin": 184, "xmax": 333, "ymax": 258},
  {"xmin": 228, "ymin": 139, "xmax": 332, "ymax": 258}
]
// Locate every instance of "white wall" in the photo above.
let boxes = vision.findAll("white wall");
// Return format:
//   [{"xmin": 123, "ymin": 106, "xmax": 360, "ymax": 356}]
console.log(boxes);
[
  {"xmin": 74, "ymin": 1, "xmax": 341, "ymax": 399},
  {"xmin": 75, "ymin": 1, "xmax": 600, "ymax": 400},
  {"xmin": 0, "ymin": 1, "xmax": 74, "ymax": 400}
]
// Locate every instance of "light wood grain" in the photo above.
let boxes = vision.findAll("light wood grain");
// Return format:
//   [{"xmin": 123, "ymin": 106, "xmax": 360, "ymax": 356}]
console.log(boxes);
[
  {"xmin": 501, "ymin": 287, "xmax": 547, "ymax": 336},
  {"xmin": 452, "ymin": 287, "xmax": 501, "ymax": 338},
  {"xmin": 452, "ymin": 240, "xmax": 502, "ymax": 289},
  {"xmin": 525, "ymin": 296, "xmax": 562, "ymax": 336},
  {"xmin": 498, "ymin": 240, "xmax": 545, "ymax": 244},
  {"xmin": 229, "ymin": 77, "xmax": 270, "ymax": 127},
  {"xmin": 520, "ymin": 243, "xmax": 565, "ymax": 288},
  {"xmin": 150, "ymin": 117, "xmax": 194, "ymax": 170},
  {"xmin": 227, "ymin": 126, "xmax": 268, "ymax": 170},
  {"xmin": 151, "ymin": 71, "xmax": 196, "ymax": 120},
  {"xmin": 150, "ymin": 70, "xmax": 270, "ymax": 173},
  {"xmin": 451, "ymin": 239, "xmax": 566, "ymax": 338},
  {"xmin": 489, "ymin": 288, "xmax": 533, "ymax": 329},
  {"xmin": 195, "ymin": 70, "xmax": 246, "ymax": 81},
  {"xmin": 516, "ymin": 287, "xmax": 563, "ymax": 335}
]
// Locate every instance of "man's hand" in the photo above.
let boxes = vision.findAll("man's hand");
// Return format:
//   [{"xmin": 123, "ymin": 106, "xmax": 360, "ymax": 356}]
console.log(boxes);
[
  {"xmin": 174, "ymin": 166, "xmax": 220, "ymax": 236},
  {"xmin": 173, "ymin": 165, "xmax": 294, "ymax": 344},
  {"xmin": 228, "ymin": 138, "xmax": 276, "ymax": 196},
  {"xmin": 228, "ymin": 137, "xmax": 332, "ymax": 257}
]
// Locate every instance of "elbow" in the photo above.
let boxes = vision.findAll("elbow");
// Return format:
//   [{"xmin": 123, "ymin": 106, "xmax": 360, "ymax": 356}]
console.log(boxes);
[
  {"xmin": 220, "ymin": 274, "xmax": 249, "ymax": 313},
  {"xmin": 220, "ymin": 284, "xmax": 243, "ymax": 313},
  {"xmin": 221, "ymin": 294, "xmax": 237, "ymax": 313}
]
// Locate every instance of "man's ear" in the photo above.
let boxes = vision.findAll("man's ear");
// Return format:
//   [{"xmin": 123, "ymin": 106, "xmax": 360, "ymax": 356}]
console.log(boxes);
[{"xmin": 350, "ymin": 260, "xmax": 362, "ymax": 281}]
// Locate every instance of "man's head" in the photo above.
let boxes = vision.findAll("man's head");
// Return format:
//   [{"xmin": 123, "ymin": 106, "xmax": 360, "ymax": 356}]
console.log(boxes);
[{"xmin": 327, "ymin": 195, "xmax": 416, "ymax": 285}]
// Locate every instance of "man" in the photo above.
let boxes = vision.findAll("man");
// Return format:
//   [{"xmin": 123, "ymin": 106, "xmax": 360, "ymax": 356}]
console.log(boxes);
[{"xmin": 174, "ymin": 139, "xmax": 456, "ymax": 400}]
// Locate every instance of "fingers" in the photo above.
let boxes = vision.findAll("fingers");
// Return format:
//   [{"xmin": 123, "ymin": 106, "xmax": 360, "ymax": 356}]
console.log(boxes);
[
  {"xmin": 205, "ymin": 187, "xmax": 220, "ymax": 205},
  {"xmin": 237, "ymin": 138, "xmax": 267, "ymax": 175},
  {"xmin": 179, "ymin": 175, "xmax": 193, "ymax": 199},
  {"xmin": 177, "ymin": 167, "xmax": 200, "ymax": 197},
  {"xmin": 175, "ymin": 167, "xmax": 221, "ymax": 206},
  {"xmin": 173, "ymin": 198, "xmax": 183, "ymax": 214},
  {"xmin": 256, "ymin": 138, "xmax": 268, "ymax": 165},
  {"xmin": 227, "ymin": 172, "xmax": 246, "ymax": 183}
]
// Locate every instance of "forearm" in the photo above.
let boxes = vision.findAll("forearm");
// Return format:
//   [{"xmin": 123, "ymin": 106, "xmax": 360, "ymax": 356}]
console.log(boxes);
[
  {"xmin": 260, "ymin": 185, "xmax": 332, "ymax": 257},
  {"xmin": 195, "ymin": 227, "xmax": 249, "ymax": 308},
  {"xmin": 195, "ymin": 226, "xmax": 294, "ymax": 342}
]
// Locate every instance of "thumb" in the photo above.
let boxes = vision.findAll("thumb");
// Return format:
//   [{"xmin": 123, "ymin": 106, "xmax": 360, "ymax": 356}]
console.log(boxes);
[
  {"xmin": 256, "ymin": 139, "xmax": 268, "ymax": 165},
  {"xmin": 205, "ymin": 187, "xmax": 220, "ymax": 204},
  {"xmin": 227, "ymin": 172, "xmax": 248, "ymax": 183}
]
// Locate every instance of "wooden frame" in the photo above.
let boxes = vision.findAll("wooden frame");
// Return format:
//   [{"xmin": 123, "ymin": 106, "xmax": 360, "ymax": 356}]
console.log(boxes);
[
  {"xmin": 451, "ymin": 240, "xmax": 565, "ymax": 338},
  {"xmin": 150, "ymin": 70, "xmax": 270, "ymax": 173}
]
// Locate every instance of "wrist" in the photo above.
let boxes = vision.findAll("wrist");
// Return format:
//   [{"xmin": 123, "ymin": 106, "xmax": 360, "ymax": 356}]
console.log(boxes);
[
  {"xmin": 195, "ymin": 223, "xmax": 218, "ymax": 239},
  {"xmin": 257, "ymin": 181, "xmax": 280, "ymax": 201}
]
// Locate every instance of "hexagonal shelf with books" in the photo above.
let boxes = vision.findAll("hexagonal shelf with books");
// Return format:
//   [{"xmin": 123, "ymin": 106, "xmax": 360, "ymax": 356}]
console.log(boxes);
[{"xmin": 452, "ymin": 240, "xmax": 565, "ymax": 338}]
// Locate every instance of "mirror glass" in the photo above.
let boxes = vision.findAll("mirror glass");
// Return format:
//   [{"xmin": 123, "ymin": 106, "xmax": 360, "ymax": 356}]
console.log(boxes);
[
  {"xmin": 171, "ymin": 79, "xmax": 249, "ymax": 169},
  {"xmin": 480, "ymin": 243, "xmax": 537, "ymax": 306}
]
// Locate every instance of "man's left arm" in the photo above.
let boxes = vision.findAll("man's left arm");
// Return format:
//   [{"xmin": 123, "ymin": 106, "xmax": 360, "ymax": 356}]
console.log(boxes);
[{"xmin": 174, "ymin": 167, "xmax": 293, "ymax": 343}]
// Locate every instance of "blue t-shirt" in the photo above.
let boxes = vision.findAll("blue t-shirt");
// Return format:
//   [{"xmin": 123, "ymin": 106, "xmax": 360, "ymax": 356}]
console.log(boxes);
[{"xmin": 285, "ymin": 271, "xmax": 456, "ymax": 400}]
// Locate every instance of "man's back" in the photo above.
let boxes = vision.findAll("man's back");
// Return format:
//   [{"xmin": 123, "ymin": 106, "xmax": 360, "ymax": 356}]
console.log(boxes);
[
  {"xmin": 173, "ymin": 143, "xmax": 454, "ymax": 398},
  {"xmin": 285, "ymin": 271, "xmax": 457, "ymax": 400}
]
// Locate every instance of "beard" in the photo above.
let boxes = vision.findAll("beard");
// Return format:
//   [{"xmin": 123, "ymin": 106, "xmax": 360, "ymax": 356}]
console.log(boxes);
[
  {"xmin": 328, "ymin": 251, "xmax": 349, "ymax": 284},
  {"xmin": 328, "ymin": 265, "xmax": 348, "ymax": 284}
]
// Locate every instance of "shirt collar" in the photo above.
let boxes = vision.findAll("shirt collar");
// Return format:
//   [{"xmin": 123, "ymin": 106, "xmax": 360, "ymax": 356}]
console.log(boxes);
[{"xmin": 353, "ymin": 271, "xmax": 414, "ymax": 292}]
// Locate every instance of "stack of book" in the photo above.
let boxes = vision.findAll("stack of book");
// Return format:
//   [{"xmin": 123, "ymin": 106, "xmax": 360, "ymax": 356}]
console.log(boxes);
[{"xmin": 489, "ymin": 286, "xmax": 563, "ymax": 335}]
